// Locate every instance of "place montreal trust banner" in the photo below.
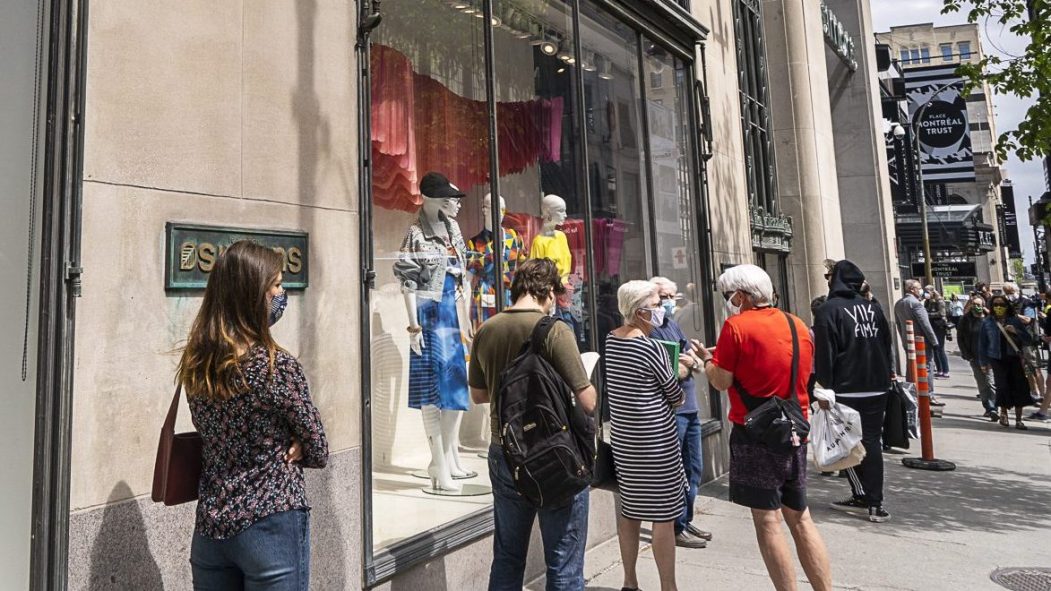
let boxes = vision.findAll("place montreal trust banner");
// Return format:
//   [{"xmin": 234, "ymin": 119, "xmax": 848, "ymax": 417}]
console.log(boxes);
[{"xmin": 904, "ymin": 65, "xmax": 976, "ymax": 183}]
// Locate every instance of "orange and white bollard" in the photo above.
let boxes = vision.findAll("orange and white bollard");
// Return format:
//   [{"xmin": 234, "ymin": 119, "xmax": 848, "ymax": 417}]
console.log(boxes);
[{"xmin": 902, "ymin": 335, "xmax": 956, "ymax": 471}]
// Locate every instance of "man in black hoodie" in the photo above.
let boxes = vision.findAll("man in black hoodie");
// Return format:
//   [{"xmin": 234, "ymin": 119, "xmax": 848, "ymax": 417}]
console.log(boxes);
[{"xmin": 813, "ymin": 260, "xmax": 894, "ymax": 523}]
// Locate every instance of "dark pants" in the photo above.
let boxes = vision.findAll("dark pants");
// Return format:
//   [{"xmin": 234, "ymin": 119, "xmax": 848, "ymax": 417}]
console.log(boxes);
[
  {"xmin": 190, "ymin": 509, "xmax": 310, "ymax": 591},
  {"xmin": 674, "ymin": 412, "xmax": 703, "ymax": 534},
  {"xmin": 487, "ymin": 445, "xmax": 589, "ymax": 591},
  {"xmin": 839, "ymin": 394, "xmax": 887, "ymax": 507},
  {"xmin": 968, "ymin": 359, "xmax": 997, "ymax": 412},
  {"xmin": 931, "ymin": 343, "xmax": 950, "ymax": 374}
]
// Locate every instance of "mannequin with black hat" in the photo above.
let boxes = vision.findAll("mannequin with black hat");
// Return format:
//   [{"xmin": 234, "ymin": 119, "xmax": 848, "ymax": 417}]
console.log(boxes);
[{"xmin": 393, "ymin": 172, "xmax": 479, "ymax": 494}]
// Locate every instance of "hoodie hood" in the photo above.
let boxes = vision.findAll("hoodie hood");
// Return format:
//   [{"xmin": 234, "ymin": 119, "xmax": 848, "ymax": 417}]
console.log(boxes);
[{"xmin": 829, "ymin": 260, "xmax": 865, "ymax": 298}]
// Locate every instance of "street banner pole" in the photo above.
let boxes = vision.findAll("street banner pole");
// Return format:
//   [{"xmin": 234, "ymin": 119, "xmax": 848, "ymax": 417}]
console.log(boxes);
[{"xmin": 903, "ymin": 335, "xmax": 956, "ymax": 471}]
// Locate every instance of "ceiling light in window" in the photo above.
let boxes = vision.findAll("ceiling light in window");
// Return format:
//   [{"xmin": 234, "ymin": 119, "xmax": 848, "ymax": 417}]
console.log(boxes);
[{"xmin": 540, "ymin": 40, "xmax": 558, "ymax": 56}]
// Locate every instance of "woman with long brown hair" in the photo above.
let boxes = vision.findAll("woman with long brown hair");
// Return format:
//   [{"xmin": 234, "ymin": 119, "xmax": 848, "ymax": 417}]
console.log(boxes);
[{"xmin": 178, "ymin": 240, "xmax": 328, "ymax": 590}]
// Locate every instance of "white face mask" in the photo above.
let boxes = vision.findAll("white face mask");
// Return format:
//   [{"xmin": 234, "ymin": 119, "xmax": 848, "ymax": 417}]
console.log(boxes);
[
  {"xmin": 725, "ymin": 292, "xmax": 743, "ymax": 316},
  {"xmin": 640, "ymin": 306, "xmax": 665, "ymax": 328}
]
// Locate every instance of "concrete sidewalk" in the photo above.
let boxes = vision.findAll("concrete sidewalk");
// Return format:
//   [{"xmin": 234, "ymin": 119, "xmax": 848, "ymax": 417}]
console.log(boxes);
[{"xmin": 555, "ymin": 344, "xmax": 1051, "ymax": 591}]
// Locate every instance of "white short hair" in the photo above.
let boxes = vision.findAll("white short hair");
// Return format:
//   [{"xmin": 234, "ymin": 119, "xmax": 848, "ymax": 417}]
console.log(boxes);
[
  {"xmin": 649, "ymin": 276, "xmax": 678, "ymax": 294},
  {"xmin": 618, "ymin": 280, "xmax": 658, "ymax": 321},
  {"xmin": 716, "ymin": 264, "xmax": 774, "ymax": 306},
  {"xmin": 1004, "ymin": 282, "xmax": 1019, "ymax": 293}
]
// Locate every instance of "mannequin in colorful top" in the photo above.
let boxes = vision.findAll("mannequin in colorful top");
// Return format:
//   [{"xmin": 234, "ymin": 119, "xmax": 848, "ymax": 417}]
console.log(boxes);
[
  {"xmin": 529, "ymin": 194, "xmax": 572, "ymax": 282},
  {"xmin": 393, "ymin": 172, "xmax": 473, "ymax": 492},
  {"xmin": 466, "ymin": 195, "xmax": 526, "ymax": 328}
]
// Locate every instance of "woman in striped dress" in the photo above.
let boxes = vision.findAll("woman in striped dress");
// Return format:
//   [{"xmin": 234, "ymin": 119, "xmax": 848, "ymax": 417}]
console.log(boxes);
[{"xmin": 606, "ymin": 280, "xmax": 692, "ymax": 591}]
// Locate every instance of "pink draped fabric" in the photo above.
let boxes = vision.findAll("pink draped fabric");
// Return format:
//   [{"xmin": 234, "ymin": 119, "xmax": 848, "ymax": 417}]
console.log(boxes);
[{"xmin": 371, "ymin": 45, "xmax": 564, "ymax": 213}]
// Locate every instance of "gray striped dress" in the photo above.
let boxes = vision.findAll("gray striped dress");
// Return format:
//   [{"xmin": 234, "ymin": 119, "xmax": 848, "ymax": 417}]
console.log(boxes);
[{"xmin": 605, "ymin": 334, "xmax": 687, "ymax": 522}]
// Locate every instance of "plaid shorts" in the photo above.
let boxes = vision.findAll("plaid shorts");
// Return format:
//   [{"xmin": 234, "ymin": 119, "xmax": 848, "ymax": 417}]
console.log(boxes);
[{"xmin": 728, "ymin": 425, "xmax": 808, "ymax": 511}]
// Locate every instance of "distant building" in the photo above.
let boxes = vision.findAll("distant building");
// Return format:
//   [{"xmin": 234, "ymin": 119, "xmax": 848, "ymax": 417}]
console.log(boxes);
[{"xmin": 877, "ymin": 22, "xmax": 1006, "ymax": 287}]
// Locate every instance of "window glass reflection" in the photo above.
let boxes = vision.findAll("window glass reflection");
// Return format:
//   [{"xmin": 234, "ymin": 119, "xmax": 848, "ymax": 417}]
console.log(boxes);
[
  {"xmin": 369, "ymin": 0, "xmax": 495, "ymax": 552},
  {"xmin": 491, "ymin": 0, "xmax": 586, "ymax": 349},
  {"xmin": 578, "ymin": 1, "xmax": 651, "ymax": 350},
  {"xmin": 642, "ymin": 45, "xmax": 709, "ymax": 419}
]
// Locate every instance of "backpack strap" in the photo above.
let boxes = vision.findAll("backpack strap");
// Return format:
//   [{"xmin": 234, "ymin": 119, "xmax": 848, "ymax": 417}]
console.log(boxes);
[
  {"xmin": 530, "ymin": 316, "xmax": 559, "ymax": 353},
  {"xmin": 732, "ymin": 310, "xmax": 800, "ymax": 410}
]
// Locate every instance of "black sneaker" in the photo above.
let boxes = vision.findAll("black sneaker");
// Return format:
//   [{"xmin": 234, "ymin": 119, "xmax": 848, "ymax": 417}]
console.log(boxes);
[
  {"xmin": 868, "ymin": 506, "xmax": 890, "ymax": 523},
  {"xmin": 830, "ymin": 497, "xmax": 867, "ymax": 515}
]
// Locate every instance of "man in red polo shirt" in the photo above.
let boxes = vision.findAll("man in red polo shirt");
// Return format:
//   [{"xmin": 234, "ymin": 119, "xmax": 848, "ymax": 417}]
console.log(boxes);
[{"xmin": 696, "ymin": 264, "xmax": 831, "ymax": 591}]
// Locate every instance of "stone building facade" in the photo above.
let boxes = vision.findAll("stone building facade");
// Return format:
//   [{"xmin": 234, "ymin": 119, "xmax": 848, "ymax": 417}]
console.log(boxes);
[{"xmin": 5, "ymin": 0, "xmax": 899, "ymax": 588}]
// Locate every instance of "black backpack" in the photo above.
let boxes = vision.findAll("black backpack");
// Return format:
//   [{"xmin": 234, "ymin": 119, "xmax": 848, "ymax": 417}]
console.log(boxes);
[{"xmin": 498, "ymin": 317, "xmax": 595, "ymax": 508}]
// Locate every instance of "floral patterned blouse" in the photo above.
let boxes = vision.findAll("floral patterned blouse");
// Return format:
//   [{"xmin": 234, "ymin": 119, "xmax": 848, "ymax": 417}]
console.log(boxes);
[{"xmin": 188, "ymin": 346, "xmax": 328, "ymax": 540}]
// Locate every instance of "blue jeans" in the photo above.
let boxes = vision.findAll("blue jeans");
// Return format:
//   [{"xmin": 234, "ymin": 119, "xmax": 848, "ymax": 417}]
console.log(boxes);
[
  {"xmin": 487, "ymin": 444, "xmax": 589, "ymax": 591},
  {"xmin": 190, "ymin": 509, "xmax": 310, "ymax": 590},
  {"xmin": 674, "ymin": 412, "xmax": 703, "ymax": 534}
]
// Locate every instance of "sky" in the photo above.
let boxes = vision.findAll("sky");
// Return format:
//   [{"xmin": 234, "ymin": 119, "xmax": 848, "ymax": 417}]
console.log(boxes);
[{"xmin": 871, "ymin": 0, "xmax": 1044, "ymax": 267}]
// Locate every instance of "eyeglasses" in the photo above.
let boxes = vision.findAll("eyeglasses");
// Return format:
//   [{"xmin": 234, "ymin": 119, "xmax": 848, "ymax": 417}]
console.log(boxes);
[{"xmin": 823, "ymin": 273, "xmax": 831, "ymax": 280}]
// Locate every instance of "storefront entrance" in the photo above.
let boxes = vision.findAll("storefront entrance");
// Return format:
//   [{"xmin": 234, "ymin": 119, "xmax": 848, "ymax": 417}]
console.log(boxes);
[{"xmin": 358, "ymin": 0, "xmax": 714, "ymax": 584}]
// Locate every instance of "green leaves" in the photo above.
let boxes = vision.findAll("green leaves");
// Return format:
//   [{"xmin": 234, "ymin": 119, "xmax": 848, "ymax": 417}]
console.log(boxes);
[{"xmin": 942, "ymin": 0, "xmax": 1048, "ymax": 161}]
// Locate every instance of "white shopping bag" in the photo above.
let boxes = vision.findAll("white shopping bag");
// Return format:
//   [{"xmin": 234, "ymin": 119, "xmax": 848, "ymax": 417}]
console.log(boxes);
[{"xmin": 809, "ymin": 388, "xmax": 865, "ymax": 470}]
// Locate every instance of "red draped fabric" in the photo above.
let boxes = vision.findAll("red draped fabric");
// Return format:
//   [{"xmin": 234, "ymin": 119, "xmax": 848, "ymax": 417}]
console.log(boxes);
[{"xmin": 371, "ymin": 44, "xmax": 563, "ymax": 213}]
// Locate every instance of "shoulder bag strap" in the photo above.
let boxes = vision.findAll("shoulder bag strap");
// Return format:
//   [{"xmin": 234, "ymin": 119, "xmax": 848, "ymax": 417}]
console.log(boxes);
[
  {"xmin": 163, "ymin": 383, "xmax": 183, "ymax": 436},
  {"xmin": 994, "ymin": 320, "xmax": 1023, "ymax": 354},
  {"xmin": 782, "ymin": 310, "xmax": 800, "ymax": 405}
]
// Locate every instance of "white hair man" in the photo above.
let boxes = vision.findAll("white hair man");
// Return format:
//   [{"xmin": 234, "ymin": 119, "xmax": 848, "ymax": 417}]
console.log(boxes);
[
  {"xmin": 893, "ymin": 279, "xmax": 938, "ymax": 349},
  {"xmin": 892, "ymin": 279, "xmax": 945, "ymax": 404},
  {"xmin": 693, "ymin": 264, "xmax": 832, "ymax": 591},
  {"xmin": 649, "ymin": 276, "xmax": 711, "ymax": 549}
]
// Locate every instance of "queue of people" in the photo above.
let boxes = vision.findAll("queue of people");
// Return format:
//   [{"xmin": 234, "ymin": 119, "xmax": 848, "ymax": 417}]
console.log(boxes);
[{"xmin": 174, "ymin": 240, "xmax": 1026, "ymax": 591}]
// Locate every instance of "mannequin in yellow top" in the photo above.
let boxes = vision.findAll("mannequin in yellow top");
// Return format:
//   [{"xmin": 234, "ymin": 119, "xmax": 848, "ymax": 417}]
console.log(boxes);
[{"xmin": 529, "ymin": 194, "xmax": 572, "ymax": 282}]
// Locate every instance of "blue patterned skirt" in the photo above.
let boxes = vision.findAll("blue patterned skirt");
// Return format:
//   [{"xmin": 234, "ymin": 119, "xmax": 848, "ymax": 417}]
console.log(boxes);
[{"xmin": 408, "ymin": 272, "xmax": 469, "ymax": 411}]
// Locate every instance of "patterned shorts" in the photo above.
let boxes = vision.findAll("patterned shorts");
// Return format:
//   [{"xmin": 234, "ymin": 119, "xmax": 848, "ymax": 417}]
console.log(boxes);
[{"xmin": 728, "ymin": 425, "xmax": 808, "ymax": 511}]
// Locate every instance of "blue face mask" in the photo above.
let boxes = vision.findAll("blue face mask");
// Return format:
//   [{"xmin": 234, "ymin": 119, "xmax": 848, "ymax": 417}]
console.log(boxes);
[
  {"xmin": 269, "ymin": 291, "xmax": 288, "ymax": 326},
  {"xmin": 661, "ymin": 299, "xmax": 676, "ymax": 318}
]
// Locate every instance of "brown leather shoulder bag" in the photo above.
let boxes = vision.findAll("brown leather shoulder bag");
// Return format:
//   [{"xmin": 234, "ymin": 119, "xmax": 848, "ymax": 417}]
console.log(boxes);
[{"xmin": 151, "ymin": 384, "xmax": 203, "ymax": 505}]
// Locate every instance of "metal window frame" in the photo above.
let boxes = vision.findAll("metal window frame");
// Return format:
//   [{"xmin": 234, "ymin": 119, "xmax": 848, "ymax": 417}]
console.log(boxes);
[
  {"xmin": 356, "ymin": 1, "xmax": 712, "ymax": 586},
  {"xmin": 29, "ymin": 0, "xmax": 88, "ymax": 587},
  {"xmin": 732, "ymin": 0, "xmax": 777, "ymax": 216}
]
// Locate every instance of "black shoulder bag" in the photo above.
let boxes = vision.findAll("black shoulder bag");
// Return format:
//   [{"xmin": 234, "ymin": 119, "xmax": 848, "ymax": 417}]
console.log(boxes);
[{"xmin": 734, "ymin": 310, "xmax": 810, "ymax": 453}]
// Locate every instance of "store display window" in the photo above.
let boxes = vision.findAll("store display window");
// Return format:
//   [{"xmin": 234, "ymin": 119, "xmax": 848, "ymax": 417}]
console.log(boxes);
[{"xmin": 362, "ymin": 0, "xmax": 712, "ymax": 582}]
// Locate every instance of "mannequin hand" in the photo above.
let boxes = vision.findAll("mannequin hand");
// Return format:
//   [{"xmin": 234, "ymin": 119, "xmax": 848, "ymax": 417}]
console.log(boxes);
[{"xmin": 409, "ymin": 329, "xmax": 425, "ymax": 355}]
